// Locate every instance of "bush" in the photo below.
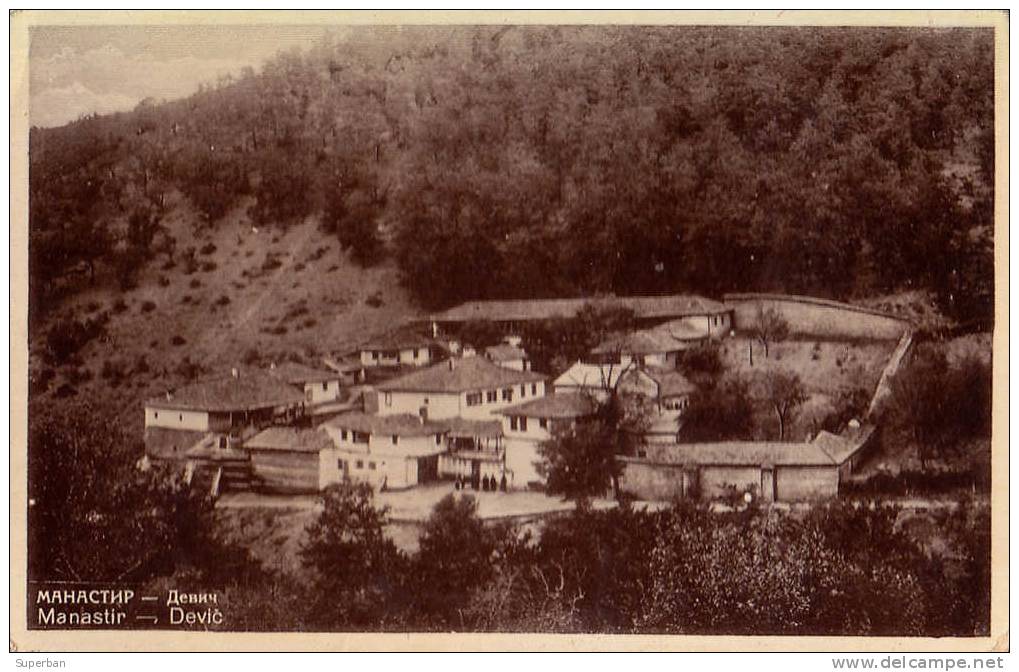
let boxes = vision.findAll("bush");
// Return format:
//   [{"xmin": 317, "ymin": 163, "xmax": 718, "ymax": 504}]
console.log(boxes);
[
  {"xmin": 262, "ymin": 255, "xmax": 283, "ymax": 272},
  {"xmin": 45, "ymin": 314, "xmax": 107, "ymax": 365},
  {"xmin": 199, "ymin": 242, "xmax": 217, "ymax": 255},
  {"xmin": 100, "ymin": 358, "xmax": 127, "ymax": 385},
  {"xmin": 189, "ymin": 278, "xmax": 202, "ymax": 289},
  {"xmin": 365, "ymin": 292, "xmax": 384, "ymax": 308},
  {"xmin": 140, "ymin": 300, "xmax": 157, "ymax": 313},
  {"xmin": 170, "ymin": 335, "xmax": 187, "ymax": 346},
  {"xmin": 842, "ymin": 468, "xmax": 986, "ymax": 497},
  {"xmin": 112, "ymin": 299, "xmax": 128, "ymax": 314},
  {"xmin": 201, "ymin": 261, "xmax": 218, "ymax": 273},
  {"xmin": 242, "ymin": 348, "xmax": 260, "ymax": 365},
  {"xmin": 215, "ymin": 295, "xmax": 231, "ymax": 307},
  {"xmin": 134, "ymin": 355, "xmax": 150, "ymax": 374},
  {"xmin": 158, "ymin": 276, "xmax": 171, "ymax": 288}
]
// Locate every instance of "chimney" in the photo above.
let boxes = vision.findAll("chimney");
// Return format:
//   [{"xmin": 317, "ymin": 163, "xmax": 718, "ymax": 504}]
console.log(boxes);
[{"xmin": 231, "ymin": 368, "xmax": 239, "ymax": 378}]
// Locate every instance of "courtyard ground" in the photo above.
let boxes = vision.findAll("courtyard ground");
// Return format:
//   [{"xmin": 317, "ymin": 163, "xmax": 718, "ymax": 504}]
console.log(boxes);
[{"xmin": 716, "ymin": 335, "xmax": 896, "ymax": 441}]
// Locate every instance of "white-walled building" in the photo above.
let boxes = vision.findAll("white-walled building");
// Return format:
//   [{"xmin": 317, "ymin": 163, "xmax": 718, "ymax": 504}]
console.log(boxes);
[
  {"xmin": 358, "ymin": 331, "xmax": 443, "ymax": 368},
  {"xmin": 375, "ymin": 355, "xmax": 548, "ymax": 422},
  {"xmin": 320, "ymin": 413, "xmax": 447, "ymax": 490},
  {"xmin": 267, "ymin": 361, "xmax": 349, "ymax": 405},
  {"xmin": 495, "ymin": 393, "xmax": 598, "ymax": 488},
  {"xmin": 484, "ymin": 343, "xmax": 530, "ymax": 371},
  {"xmin": 144, "ymin": 369, "xmax": 306, "ymax": 460},
  {"xmin": 552, "ymin": 361, "xmax": 632, "ymax": 398}
]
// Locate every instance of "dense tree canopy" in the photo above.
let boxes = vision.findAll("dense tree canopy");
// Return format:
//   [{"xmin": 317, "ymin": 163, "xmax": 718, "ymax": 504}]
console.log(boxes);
[{"xmin": 29, "ymin": 26, "xmax": 994, "ymax": 322}]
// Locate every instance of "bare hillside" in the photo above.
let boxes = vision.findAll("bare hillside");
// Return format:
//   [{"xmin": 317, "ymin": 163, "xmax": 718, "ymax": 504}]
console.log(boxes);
[{"xmin": 29, "ymin": 194, "xmax": 419, "ymax": 441}]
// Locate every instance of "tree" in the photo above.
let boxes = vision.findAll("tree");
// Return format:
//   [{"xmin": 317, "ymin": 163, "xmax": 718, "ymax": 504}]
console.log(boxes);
[
  {"xmin": 299, "ymin": 482, "xmax": 404, "ymax": 627},
  {"xmin": 759, "ymin": 370, "xmax": 807, "ymax": 440},
  {"xmin": 28, "ymin": 402, "xmax": 242, "ymax": 584},
  {"xmin": 680, "ymin": 374, "xmax": 756, "ymax": 441},
  {"xmin": 412, "ymin": 494, "xmax": 495, "ymax": 626},
  {"xmin": 751, "ymin": 303, "xmax": 790, "ymax": 359},
  {"xmin": 884, "ymin": 346, "xmax": 991, "ymax": 471}
]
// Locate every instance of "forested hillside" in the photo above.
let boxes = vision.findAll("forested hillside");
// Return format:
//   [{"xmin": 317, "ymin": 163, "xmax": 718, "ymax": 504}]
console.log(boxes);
[{"xmin": 30, "ymin": 26, "xmax": 995, "ymax": 322}]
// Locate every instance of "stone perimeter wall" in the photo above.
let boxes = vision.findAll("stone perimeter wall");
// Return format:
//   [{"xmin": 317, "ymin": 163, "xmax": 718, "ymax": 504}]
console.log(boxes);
[{"xmin": 724, "ymin": 293, "xmax": 911, "ymax": 340}]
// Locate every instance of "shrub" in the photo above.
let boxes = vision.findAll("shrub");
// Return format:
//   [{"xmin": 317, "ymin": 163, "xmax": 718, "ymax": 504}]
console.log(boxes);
[
  {"xmin": 242, "ymin": 348, "xmax": 260, "ymax": 365},
  {"xmin": 180, "ymin": 295, "xmax": 192, "ymax": 304},
  {"xmin": 262, "ymin": 255, "xmax": 283, "ymax": 272},
  {"xmin": 45, "ymin": 314, "xmax": 107, "ymax": 365},
  {"xmin": 158, "ymin": 275, "xmax": 171, "ymax": 287},
  {"xmin": 199, "ymin": 242, "xmax": 217, "ymax": 255},
  {"xmin": 134, "ymin": 355, "xmax": 150, "ymax": 374},
  {"xmin": 100, "ymin": 359, "xmax": 127, "ymax": 387},
  {"xmin": 141, "ymin": 300, "xmax": 157, "ymax": 313},
  {"xmin": 112, "ymin": 299, "xmax": 128, "ymax": 314},
  {"xmin": 85, "ymin": 301, "xmax": 101, "ymax": 313},
  {"xmin": 54, "ymin": 383, "xmax": 78, "ymax": 398},
  {"xmin": 365, "ymin": 292, "xmax": 384, "ymax": 308},
  {"xmin": 189, "ymin": 278, "xmax": 202, "ymax": 289},
  {"xmin": 170, "ymin": 335, "xmax": 187, "ymax": 346},
  {"xmin": 215, "ymin": 295, "xmax": 231, "ymax": 307},
  {"xmin": 201, "ymin": 261, "xmax": 218, "ymax": 273},
  {"xmin": 294, "ymin": 262, "xmax": 306, "ymax": 272}
]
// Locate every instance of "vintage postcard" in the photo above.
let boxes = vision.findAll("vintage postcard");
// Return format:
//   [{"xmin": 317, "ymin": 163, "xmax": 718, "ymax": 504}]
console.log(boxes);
[{"xmin": 8, "ymin": 10, "xmax": 1009, "ymax": 653}]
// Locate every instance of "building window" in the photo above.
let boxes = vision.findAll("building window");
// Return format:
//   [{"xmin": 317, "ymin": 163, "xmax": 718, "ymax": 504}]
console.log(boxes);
[
  {"xmin": 510, "ymin": 417, "xmax": 518, "ymax": 431},
  {"xmin": 179, "ymin": 414, "xmax": 183, "ymax": 422},
  {"xmin": 532, "ymin": 383, "xmax": 537, "ymax": 395},
  {"xmin": 322, "ymin": 381, "xmax": 328, "ymax": 391},
  {"xmin": 337, "ymin": 459, "xmax": 347, "ymax": 470},
  {"xmin": 435, "ymin": 434, "xmax": 442, "ymax": 445},
  {"xmin": 154, "ymin": 411, "xmax": 158, "ymax": 419},
  {"xmin": 539, "ymin": 418, "xmax": 548, "ymax": 430},
  {"xmin": 520, "ymin": 417, "xmax": 528, "ymax": 431},
  {"xmin": 369, "ymin": 461, "xmax": 376, "ymax": 470},
  {"xmin": 384, "ymin": 392, "xmax": 392, "ymax": 407},
  {"xmin": 372, "ymin": 351, "xmax": 379, "ymax": 360},
  {"xmin": 414, "ymin": 348, "xmax": 420, "ymax": 359},
  {"xmin": 466, "ymin": 392, "xmax": 483, "ymax": 406},
  {"xmin": 356, "ymin": 460, "xmax": 364, "ymax": 469},
  {"xmin": 520, "ymin": 384, "xmax": 526, "ymax": 397},
  {"xmin": 391, "ymin": 435, "xmax": 399, "ymax": 445},
  {"xmin": 353, "ymin": 431, "xmax": 370, "ymax": 444},
  {"xmin": 502, "ymin": 388, "xmax": 513, "ymax": 402},
  {"xmin": 341, "ymin": 429, "xmax": 348, "ymax": 441},
  {"xmin": 486, "ymin": 390, "xmax": 497, "ymax": 403}
]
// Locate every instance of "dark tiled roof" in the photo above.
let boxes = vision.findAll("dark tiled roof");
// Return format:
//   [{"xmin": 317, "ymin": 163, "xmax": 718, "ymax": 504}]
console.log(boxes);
[
  {"xmin": 324, "ymin": 412, "xmax": 444, "ymax": 437},
  {"xmin": 377, "ymin": 356, "xmax": 545, "ymax": 393},
  {"xmin": 441, "ymin": 417, "xmax": 504, "ymax": 438},
  {"xmin": 431, "ymin": 294, "xmax": 730, "ymax": 323},
  {"xmin": 360, "ymin": 328, "xmax": 438, "ymax": 351},
  {"xmin": 268, "ymin": 361, "xmax": 345, "ymax": 384},
  {"xmin": 484, "ymin": 343, "xmax": 527, "ymax": 361},
  {"xmin": 641, "ymin": 366, "xmax": 697, "ymax": 397},
  {"xmin": 813, "ymin": 425, "xmax": 876, "ymax": 464},
  {"xmin": 641, "ymin": 442, "xmax": 836, "ymax": 467},
  {"xmin": 245, "ymin": 427, "xmax": 335, "ymax": 453},
  {"xmin": 497, "ymin": 392, "xmax": 598, "ymax": 419},
  {"xmin": 145, "ymin": 371, "xmax": 306, "ymax": 413},
  {"xmin": 592, "ymin": 330, "xmax": 682, "ymax": 356}
]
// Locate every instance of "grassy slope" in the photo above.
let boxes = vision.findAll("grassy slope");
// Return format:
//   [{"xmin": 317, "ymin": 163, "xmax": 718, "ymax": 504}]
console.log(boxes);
[{"xmin": 29, "ymin": 192, "xmax": 420, "ymax": 442}]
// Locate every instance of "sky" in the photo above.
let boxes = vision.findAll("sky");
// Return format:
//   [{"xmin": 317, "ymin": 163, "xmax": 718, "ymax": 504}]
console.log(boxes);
[{"xmin": 29, "ymin": 25, "xmax": 339, "ymax": 128}]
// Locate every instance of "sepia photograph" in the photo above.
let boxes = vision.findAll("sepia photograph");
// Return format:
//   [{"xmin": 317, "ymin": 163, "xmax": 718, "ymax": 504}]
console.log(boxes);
[{"xmin": 9, "ymin": 10, "xmax": 1007, "ymax": 653}]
